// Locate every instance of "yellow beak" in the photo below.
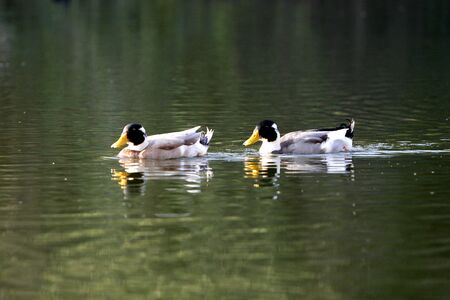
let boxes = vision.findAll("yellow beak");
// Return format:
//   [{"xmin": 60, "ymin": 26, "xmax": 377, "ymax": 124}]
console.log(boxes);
[
  {"xmin": 243, "ymin": 128, "xmax": 261, "ymax": 146},
  {"xmin": 111, "ymin": 133, "xmax": 129, "ymax": 149}
]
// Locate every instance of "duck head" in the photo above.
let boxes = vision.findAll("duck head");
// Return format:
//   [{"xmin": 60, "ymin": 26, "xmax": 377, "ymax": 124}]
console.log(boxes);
[
  {"xmin": 243, "ymin": 120, "xmax": 281, "ymax": 153},
  {"xmin": 111, "ymin": 123, "xmax": 147, "ymax": 149}
]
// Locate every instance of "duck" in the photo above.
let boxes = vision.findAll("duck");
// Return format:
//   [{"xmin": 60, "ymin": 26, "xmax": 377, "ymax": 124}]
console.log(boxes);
[
  {"xmin": 243, "ymin": 119, "xmax": 355, "ymax": 155},
  {"xmin": 111, "ymin": 123, "xmax": 214, "ymax": 159}
]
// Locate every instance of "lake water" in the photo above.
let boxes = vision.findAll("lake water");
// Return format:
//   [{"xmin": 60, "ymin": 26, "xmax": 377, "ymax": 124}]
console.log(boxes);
[{"xmin": 1, "ymin": 1, "xmax": 450, "ymax": 299}]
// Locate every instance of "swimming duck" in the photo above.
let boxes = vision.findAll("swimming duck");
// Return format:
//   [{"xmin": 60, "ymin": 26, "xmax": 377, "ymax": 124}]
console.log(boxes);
[
  {"xmin": 111, "ymin": 123, "xmax": 214, "ymax": 159},
  {"xmin": 243, "ymin": 119, "xmax": 355, "ymax": 155}
]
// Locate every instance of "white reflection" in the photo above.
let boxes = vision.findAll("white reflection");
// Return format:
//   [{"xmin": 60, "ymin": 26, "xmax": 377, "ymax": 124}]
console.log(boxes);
[
  {"xmin": 244, "ymin": 155, "xmax": 281, "ymax": 194},
  {"xmin": 284, "ymin": 153, "xmax": 354, "ymax": 174},
  {"xmin": 111, "ymin": 157, "xmax": 213, "ymax": 198},
  {"xmin": 244, "ymin": 153, "xmax": 354, "ymax": 192}
]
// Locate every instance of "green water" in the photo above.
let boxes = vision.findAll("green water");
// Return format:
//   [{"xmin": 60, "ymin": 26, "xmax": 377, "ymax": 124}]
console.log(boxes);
[{"xmin": 1, "ymin": 1, "xmax": 450, "ymax": 299}]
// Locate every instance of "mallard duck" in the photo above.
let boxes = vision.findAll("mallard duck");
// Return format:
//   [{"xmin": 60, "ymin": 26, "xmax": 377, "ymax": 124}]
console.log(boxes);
[
  {"xmin": 243, "ymin": 119, "xmax": 355, "ymax": 155},
  {"xmin": 111, "ymin": 123, "xmax": 214, "ymax": 159}
]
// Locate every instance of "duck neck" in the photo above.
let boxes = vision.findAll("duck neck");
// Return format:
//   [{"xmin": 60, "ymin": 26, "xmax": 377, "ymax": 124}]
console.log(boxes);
[
  {"xmin": 259, "ymin": 139, "xmax": 281, "ymax": 155},
  {"xmin": 127, "ymin": 139, "xmax": 149, "ymax": 152}
]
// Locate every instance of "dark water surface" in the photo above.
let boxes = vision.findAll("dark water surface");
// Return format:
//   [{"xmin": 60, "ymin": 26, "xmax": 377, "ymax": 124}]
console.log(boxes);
[{"xmin": 1, "ymin": 1, "xmax": 450, "ymax": 299}]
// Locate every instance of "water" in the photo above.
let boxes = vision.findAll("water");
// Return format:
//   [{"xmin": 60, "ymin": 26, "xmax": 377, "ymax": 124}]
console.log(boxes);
[{"xmin": 1, "ymin": 1, "xmax": 450, "ymax": 299}]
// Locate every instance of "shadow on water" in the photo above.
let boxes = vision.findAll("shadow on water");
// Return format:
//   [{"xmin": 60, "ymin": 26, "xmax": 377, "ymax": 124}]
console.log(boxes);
[
  {"xmin": 109, "ymin": 142, "xmax": 450, "ymax": 198},
  {"xmin": 244, "ymin": 152, "xmax": 354, "ymax": 176},
  {"xmin": 111, "ymin": 157, "xmax": 213, "ymax": 199},
  {"xmin": 243, "ymin": 153, "xmax": 354, "ymax": 199},
  {"xmin": 110, "ymin": 152, "xmax": 355, "ymax": 198}
]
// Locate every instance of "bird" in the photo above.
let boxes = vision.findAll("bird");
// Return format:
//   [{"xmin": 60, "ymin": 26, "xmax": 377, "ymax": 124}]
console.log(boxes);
[
  {"xmin": 111, "ymin": 123, "xmax": 214, "ymax": 159},
  {"xmin": 243, "ymin": 119, "xmax": 355, "ymax": 155}
]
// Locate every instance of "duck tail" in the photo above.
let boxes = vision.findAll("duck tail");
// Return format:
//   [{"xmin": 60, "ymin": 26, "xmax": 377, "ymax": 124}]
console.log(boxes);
[
  {"xmin": 345, "ymin": 118, "xmax": 355, "ymax": 139},
  {"xmin": 200, "ymin": 127, "xmax": 214, "ymax": 146}
]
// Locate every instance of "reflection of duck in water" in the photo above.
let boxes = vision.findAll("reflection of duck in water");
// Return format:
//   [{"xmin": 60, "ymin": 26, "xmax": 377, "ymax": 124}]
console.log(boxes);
[
  {"xmin": 243, "ymin": 119, "xmax": 355, "ymax": 155},
  {"xmin": 111, "ymin": 123, "xmax": 214, "ymax": 159},
  {"xmin": 244, "ymin": 154, "xmax": 353, "ymax": 180},
  {"xmin": 244, "ymin": 155, "xmax": 281, "ymax": 188},
  {"xmin": 244, "ymin": 155, "xmax": 281, "ymax": 179},
  {"xmin": 112, "ymin": 170, "xmax": 147, "ymax": 197},
  {"xmin": 111, "ymin": 158, "xmax": 213, "ymax": 197},
  {"xmin": 284, "ymin": 154, "xmax": 354, "ymax": 174}
]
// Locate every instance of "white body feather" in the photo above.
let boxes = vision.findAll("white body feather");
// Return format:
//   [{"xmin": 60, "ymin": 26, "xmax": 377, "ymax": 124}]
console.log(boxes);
[
  {"xmin": 118, "ymin": 126, "xmax": 214, "ymax": 160},
  {"xmin": 259, "ymin": 122, "xmax": 354, "ymax": 155}
]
